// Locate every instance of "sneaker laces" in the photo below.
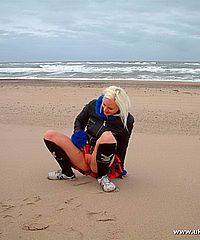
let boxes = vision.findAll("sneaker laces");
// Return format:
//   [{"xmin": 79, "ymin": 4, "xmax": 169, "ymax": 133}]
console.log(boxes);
[
  {"xmin": 100, "ymin": 175, "xmax": 112, "ymax": 185},
  {"xmin": 54, "ymin": 170, "xmax": 63, "ymax": 179},
  {"xmin": 98, "ymin": 175, "xmax": 116, "ymax": 192}
]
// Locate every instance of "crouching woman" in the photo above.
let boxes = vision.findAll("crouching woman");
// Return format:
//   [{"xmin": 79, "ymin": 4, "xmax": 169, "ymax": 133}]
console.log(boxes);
[{"xmin": 43, "ymin": 86, "xmax": 134, "ymax": 192}]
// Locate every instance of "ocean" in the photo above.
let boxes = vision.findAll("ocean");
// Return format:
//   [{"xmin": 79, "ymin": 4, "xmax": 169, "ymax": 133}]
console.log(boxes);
[{"xmin": 0, "ymin": 61, "xmax": 199, "ymax": 82}]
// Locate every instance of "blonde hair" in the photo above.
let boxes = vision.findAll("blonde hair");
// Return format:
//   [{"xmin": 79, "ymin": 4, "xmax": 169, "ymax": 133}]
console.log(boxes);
[{"xmin": 102, "ymin": 86, "xmax": 131, "ymax": 127}]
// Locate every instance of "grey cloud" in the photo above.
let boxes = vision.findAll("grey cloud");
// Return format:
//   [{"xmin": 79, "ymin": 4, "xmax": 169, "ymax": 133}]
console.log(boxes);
[
  {"xmin": 1, "ymin": 1, "xmax": 199, "ymax": 40},
  {"xmin": 0, "ymin": 0, "xmax": 200, "ymax": 61}
]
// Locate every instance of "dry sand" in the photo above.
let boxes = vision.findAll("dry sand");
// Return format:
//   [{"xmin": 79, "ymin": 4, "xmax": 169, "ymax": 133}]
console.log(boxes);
[{"xmin": 0, "ymin": 79, "xmax": 200, "ymax": 239}]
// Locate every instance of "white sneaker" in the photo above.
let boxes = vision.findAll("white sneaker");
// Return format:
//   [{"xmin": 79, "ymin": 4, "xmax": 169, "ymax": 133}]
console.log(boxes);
[
  {"xmin": 98, "ymin": 175, "xmax": 116, "ymax": 192},
  {"xmin": 48, "ymin": 170, "xmax": 76, "ymax": 180}
]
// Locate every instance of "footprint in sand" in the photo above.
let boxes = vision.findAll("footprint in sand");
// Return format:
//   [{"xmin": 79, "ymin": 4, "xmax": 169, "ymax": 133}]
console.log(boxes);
[
  {"xmin": 22, "ymin": 195, "xmax": 41, "ymax": 206},
  {"xmin": 3, "ymin": 214, "xmax": 14, "ymax": 219},
  {"xmin": 87, "ymin": 211, "xmax": 124, "ymax": 239},
  {"xmin": 56, "ymin": 197, "xmax": 81, "ymax": 211},
  {"xmin": 64, "ymin": 197, "xmax": 82, "ymax": 208},
  {"xmin": 22, "ymin": 222, "xmax": 49, "ymax": 231},
  {"xmin": 21, "ymin": 212, "xmax": 47, "ymax": 232},
  {"xmin": 65, "ymin": 227, "xmax": 84, "ymax": 240},
  {"xmin": 0, "ymin": 202, "xmax": 16, "ymax": 225},
  {"xmin": 86, "ymin": 210, "xmax": 116, "ymax": 222},
  {"xmin": 0, "ymin": 203, "xmax": 15, "ymax": 214}
]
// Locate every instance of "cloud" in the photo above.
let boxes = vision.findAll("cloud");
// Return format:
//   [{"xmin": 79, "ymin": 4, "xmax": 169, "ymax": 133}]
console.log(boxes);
[
  {"xmin": 1, "ymin": 0, "xmax": 200, "ymax": 41},
  {"xmin": 0, "ymin": 0, "xmax": 200, "ymax": 61},
  {"xmin": 0, "ymin": 14, "xmax": 67, "ymax": 37}
]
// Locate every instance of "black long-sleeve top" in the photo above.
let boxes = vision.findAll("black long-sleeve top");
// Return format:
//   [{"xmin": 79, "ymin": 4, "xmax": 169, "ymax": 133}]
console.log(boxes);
[{"xmin": 74, "ymin": 99, "xmax": 134, "ymax": 169}]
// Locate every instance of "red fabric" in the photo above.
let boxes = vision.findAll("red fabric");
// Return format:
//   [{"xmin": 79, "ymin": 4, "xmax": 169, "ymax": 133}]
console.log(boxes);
[
  {"xmin": 74, "ymin": 144, "xmax": 122, "ymax": 179},
  {"xmin": 108, "ymin": 155, "xmax": 123, "ymax": 179}
]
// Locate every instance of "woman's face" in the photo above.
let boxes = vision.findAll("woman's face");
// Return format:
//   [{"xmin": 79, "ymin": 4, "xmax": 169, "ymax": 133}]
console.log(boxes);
[{"xmin": 102, "ymin": 97, "xmax": 119, "ymax": 116}]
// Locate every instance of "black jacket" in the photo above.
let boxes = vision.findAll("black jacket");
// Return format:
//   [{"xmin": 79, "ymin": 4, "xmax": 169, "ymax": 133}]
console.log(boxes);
[{"xmin": 74, "ymin": 99, "xmax": 134, "ymax": 169}]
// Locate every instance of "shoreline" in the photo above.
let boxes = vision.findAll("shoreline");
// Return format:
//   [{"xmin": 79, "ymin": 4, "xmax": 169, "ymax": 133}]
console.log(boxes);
[{"xmin": 1, "ymin": 78, "xmax": 200, "ymax": 88}]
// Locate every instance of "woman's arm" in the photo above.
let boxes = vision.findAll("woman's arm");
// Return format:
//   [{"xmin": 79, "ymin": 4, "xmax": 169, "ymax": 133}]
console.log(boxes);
[
  {"xmin": 73, "ymin": 99, "xmax": 95, "ymax": 132},
  {"xmin": 116, "ymin": 114, "xmax": 134, "ymax": 169}
]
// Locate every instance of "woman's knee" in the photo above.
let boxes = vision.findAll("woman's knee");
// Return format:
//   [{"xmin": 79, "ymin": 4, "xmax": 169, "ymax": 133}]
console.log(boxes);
[
  {"xmin": 44, "ymin": 130, "xmax": 71, "ymax": 148},
  {"xmin": 43, "ymin": 130, "xmax": 58, "ymax": 141},
  {"xmin": 97, "ymin": 131, "xmax": 116, "ymax": 144}
]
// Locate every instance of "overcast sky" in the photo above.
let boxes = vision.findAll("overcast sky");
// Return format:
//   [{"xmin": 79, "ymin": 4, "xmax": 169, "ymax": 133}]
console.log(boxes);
[{"xmin": 0, "ymin": 0, "xmax": 200, "ymax": 62}]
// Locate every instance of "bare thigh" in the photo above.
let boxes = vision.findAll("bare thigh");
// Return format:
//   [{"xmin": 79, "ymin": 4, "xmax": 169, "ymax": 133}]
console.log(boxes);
[
  {"xmin": 44, "ymin": 130, "xmax": 90, "ymax": 171},
  {"xmin": 86, "ymin": 131, "xmax": 117, "ymax": 173}
]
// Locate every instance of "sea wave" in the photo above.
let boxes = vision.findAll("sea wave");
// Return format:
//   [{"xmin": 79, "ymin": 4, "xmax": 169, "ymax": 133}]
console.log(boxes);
[{"xmin": 0, "ymin": 61, "xmax": 199, "ymax": 82}]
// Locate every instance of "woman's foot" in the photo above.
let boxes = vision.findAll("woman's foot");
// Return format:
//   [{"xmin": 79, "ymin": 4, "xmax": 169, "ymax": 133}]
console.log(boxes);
[
  {"xmin": 48, "ymin": 170, "xmax": 76, "ymax": 180},
  {"xmin": 98, "ymin": 175, "xmax": 116, "ymax": 192}
]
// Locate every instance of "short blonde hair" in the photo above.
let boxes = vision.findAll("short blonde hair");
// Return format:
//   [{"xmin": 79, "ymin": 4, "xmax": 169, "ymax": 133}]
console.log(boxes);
[{"xmin": 103, "ymin": 86, "xmax": 131, "ymax": 127}]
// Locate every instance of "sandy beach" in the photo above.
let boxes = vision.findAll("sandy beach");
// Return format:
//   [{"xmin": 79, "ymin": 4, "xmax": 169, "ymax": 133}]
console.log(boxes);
[{"xmin": 0, "ymin": 79, "xmax": 200, "ymax": 240}]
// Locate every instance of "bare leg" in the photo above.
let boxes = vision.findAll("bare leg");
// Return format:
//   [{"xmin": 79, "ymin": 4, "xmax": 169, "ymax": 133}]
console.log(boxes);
[
  {"xmin": 44, "ymin": 130, "xmax": 90, "ymax": 171},
  {"xmin": 88, "ymin": 131, "xmax": 117, "ymax": 192},
  {"xmin": 44, "ymin": 130, "xmax": 117, "ymax": 191},
  {"xmin": 87, "ymin": 131, "xmax": 117, "ymax": 173}
]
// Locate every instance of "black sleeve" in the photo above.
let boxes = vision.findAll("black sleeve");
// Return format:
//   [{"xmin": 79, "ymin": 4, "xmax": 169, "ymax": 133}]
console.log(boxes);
[
  {"xmin": 73, "ymin": 100, "xmax": 95, "ymax": 132},
  {"xmin": 116, "ymin": 114, "xmax": 134, "ymax": 169}
]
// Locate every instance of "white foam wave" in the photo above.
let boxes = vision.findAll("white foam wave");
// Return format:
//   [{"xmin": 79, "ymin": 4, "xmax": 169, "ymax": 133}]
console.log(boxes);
[
  {"xmin": 183, "ymin": 62, "xmax": 200, "ymax": 66},
  {"xmin": 1, "ymin": 64, "xmax": 200, "ymax": 75},
  {"xmin": 0, "ymin": 61, "xmax": 199, "ymax": 82},
  {"xmin": 0, "ymin": 67, "xmax": 40, "ymax": 73}
]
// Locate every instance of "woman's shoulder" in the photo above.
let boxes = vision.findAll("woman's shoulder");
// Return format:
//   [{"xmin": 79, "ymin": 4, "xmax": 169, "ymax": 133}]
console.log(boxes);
[
  {"xmin": 86, "ymin": 99, "xmax": 97, "ymax": 108},
  {"xmin": 89, "ymin": 99, "xmax": 97, "ymax": 104},
  {"xmin": 83, "ymin": 99, "xmax": 97, "ymax": 112}
]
